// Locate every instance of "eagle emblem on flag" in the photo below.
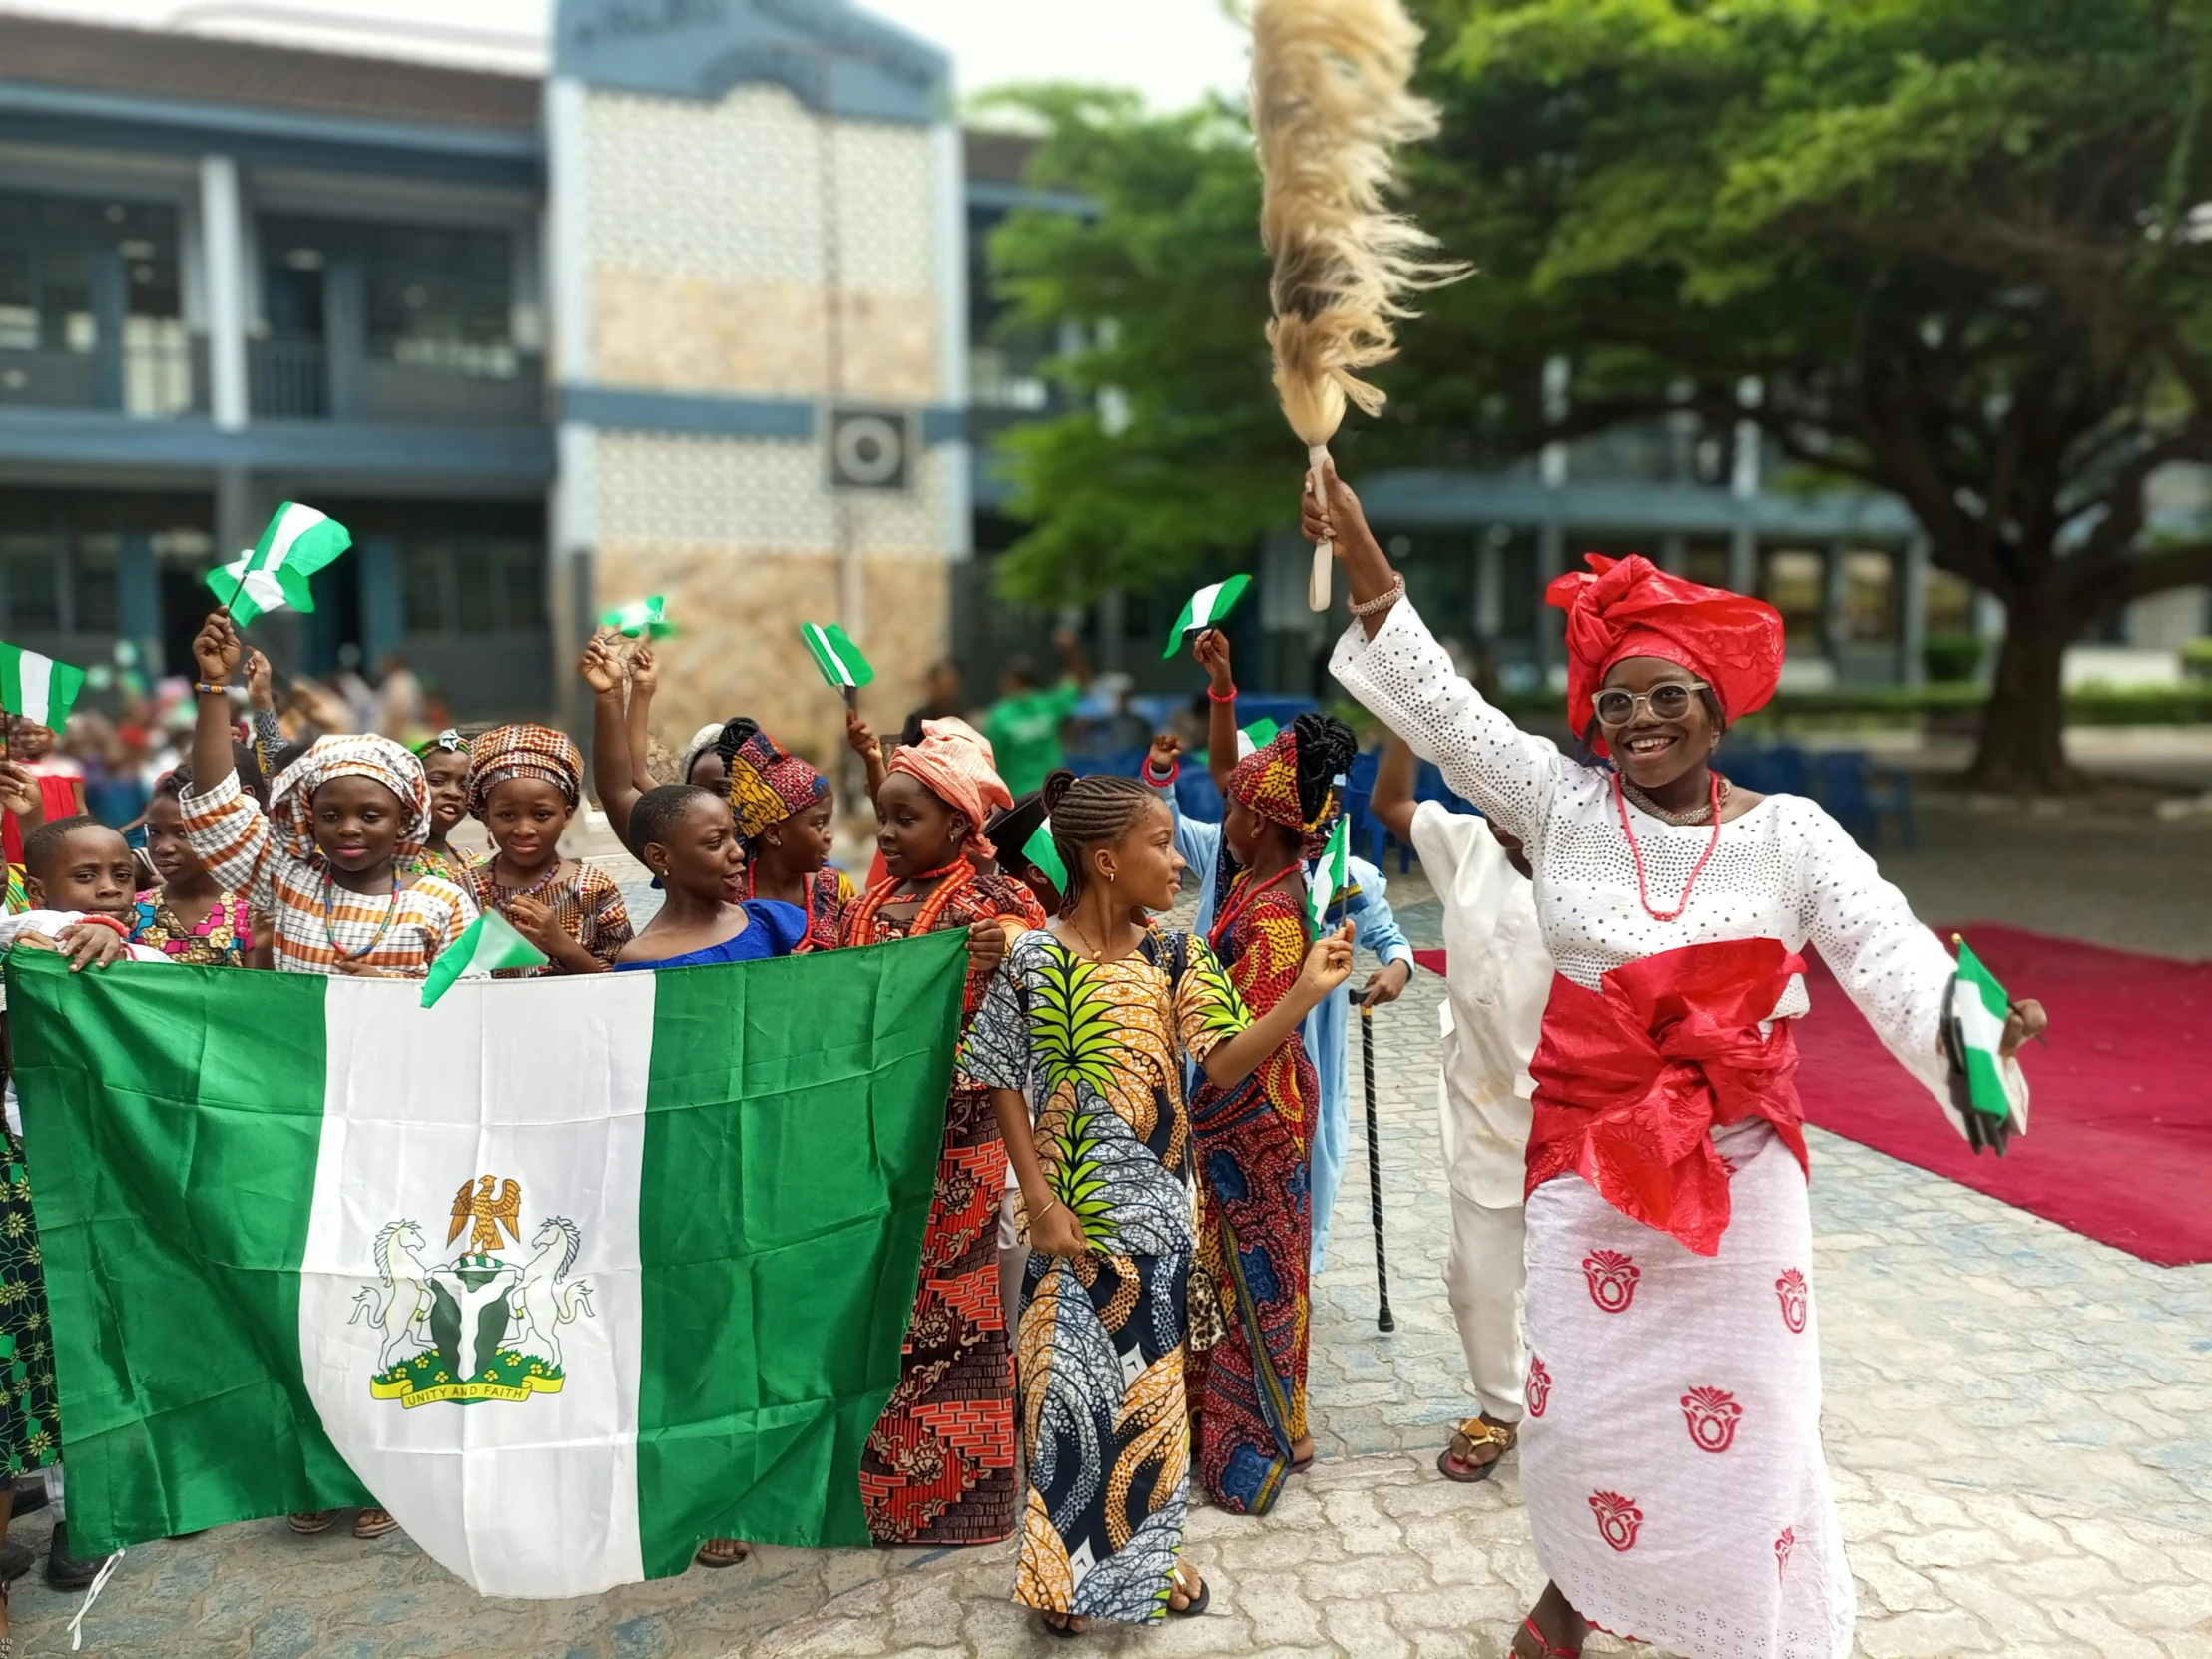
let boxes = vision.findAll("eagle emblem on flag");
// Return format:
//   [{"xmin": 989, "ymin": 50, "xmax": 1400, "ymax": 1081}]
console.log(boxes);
[{"xmin": 353, "ymin": 1172, "xmax": 596, "ymax": 1408}]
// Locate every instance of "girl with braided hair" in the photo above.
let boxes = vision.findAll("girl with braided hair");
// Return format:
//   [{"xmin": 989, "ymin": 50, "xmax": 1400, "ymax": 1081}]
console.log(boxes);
[
  {"xmin": 962, "ymin": 772, "xmax": 1352, "ymax": 1634},
  {"xmin": 1186, "ymin": 710, "xmax": 1359, "ymax": 1516}
]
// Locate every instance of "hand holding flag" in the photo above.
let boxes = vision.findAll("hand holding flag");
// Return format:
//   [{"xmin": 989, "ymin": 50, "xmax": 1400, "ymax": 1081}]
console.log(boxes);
[
  {"xmin": 1308, "ymin": 813, "xmax": 1352, "ymax": 932},
  {"xmin": 421, "ymin": 909, "xmax": 551, "ymax": 1008},
  {"xmin": 206, "ymin": 502, "xmax": 352, "ymax": 628},
  {"xmin": 1164, "ymin": 575, "xmax": 1252, "ymax": 659},
  {"xmin": 1942, "ymin": 934, "xmax": 2041, "ymax": 1155},
  {"xmin": 601, "ymin": 596, "xmax": 675, "ymax": 639}
]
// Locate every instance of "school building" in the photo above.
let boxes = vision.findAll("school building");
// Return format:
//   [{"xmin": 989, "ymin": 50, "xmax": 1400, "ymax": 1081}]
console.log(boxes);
[{"xmin": 1, "ymin": 3, "xmax": 2200, "ymax": 768}]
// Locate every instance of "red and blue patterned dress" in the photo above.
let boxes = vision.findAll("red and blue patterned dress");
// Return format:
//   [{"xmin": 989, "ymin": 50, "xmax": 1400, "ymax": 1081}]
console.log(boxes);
[{"xmin": 1186, "ymin": 861, "xmax": 1317, "ymax": 1516}]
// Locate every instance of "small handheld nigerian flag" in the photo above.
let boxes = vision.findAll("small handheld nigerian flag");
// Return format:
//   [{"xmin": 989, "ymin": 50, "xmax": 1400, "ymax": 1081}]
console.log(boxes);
[
  {"xmin": 1308, "ymin": 812, "xmax": 1351, "ymax": 932},
  {"xmin": 421, "ymin": 909, "xmax": 549, "ymax": 1008},
  {"xmin": 1234, "ymin": 716, "xmax": 1281, "ymax": 761},
  {"xmin": 601, "ymin": 595, "xmax": 674, "ymax": 639},
  {"xmin": 801, "ymin": 623, "xmax": 874, "ymax": 692},
  {"xmin": 0, "ymin": 643, "xmax": 86, "ymax": 733},
  {"xmin": 207, "ymin": 502, "xmax": 351, "ymax": 627},
  {"xmin": 1942, "ymin": 934, "xmax": 2027, "ymax": 1155},
  {"xmin": 1021, "ymin": 819, "xmax": 1069, "ymax": 893},
  {"xmin": 1163, "ymin": 574, "xmax": 1252, "ymax": 659}
]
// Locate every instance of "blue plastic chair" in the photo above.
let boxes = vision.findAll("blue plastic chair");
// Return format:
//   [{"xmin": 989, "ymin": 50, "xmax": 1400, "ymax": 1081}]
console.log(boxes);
[
  {"xmin": 1175, "ymin": 767, "xmax": 1224, "ymax": 823},
  {"xmin": 1868, "ymin": 763, "xmax": 1918, "ymax": 849},
  {"xmin": 1813, "ymin": 751, "xmax": 1876, "ymax": 843}
]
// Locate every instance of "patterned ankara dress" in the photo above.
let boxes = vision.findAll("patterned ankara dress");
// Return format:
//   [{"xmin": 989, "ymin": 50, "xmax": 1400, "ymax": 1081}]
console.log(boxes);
[
  {"xmin": 843, "ymin": 866, "xmax": 1048, "ymax": 1544},
  {"xmin": 0, "ymin": 1142, "xmax": 59, "ymax": 1478},
  {"xmin": 129, "ymin": 890, "xmax": 254, "ymax": 965},
  {"xmin": 962, "ymin": 927, "xmax": 1248, "ymax": 1624},
  {"xmin": 464, "ymin": 860, "xmax": 633, "ymax": 973},
  {"xmin": 753, "ymin": 864, "xmax": 854, "ymax": 954},
  {"xmin": 1185, "ymin": 862, "xmax": 1319, "ymax": 1516},
  {"xmin": 1332, "ymin": 598, "xmax": 2029, "ymax": 1659}
]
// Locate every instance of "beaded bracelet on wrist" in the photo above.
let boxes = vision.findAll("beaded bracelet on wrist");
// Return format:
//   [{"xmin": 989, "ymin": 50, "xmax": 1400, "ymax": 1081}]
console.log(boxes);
[{"xmin": 1348, "ymin": 576, "xmax": 1406, "ymax": 619}]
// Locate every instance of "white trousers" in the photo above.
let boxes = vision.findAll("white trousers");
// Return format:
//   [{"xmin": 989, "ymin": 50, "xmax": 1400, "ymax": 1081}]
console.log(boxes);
[{"xmin": 1445, "ymin": 1187, "xmax": 1528, "ymax": 1422}]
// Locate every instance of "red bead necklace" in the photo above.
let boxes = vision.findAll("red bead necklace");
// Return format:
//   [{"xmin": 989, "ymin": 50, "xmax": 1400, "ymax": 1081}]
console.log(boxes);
[
  {"xmin": 1613, "ymin": 770, "xmax": 1724, "ymax": 923},
  {"xmin": 845, "ymin": 858, "xmax": 974, "ymax": 944}
]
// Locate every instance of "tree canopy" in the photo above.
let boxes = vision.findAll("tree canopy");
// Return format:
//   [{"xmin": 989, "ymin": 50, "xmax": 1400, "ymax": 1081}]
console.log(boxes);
[{"xmin": 989, "ymin": 1, "xmax": 2212, "ymax": 789}]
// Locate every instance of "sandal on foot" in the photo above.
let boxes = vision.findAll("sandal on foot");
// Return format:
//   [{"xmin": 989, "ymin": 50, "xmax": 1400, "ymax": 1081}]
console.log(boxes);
[
  {"xmin": 694, "ymin": 1539, "xmax": 751, "ymax": 1569},
  {"xmin": 1167, "ymin": 1566, "xmax": 1210, "ymax": 1618},
  {"xmin": 1437, "ymin": 1416, "xmax": 1517, "ymax": 1483},
  {"xmin": 1040, "ymin": 1612, "xmax": 1089, "ymax": 1639},
  {"xmin": 286, "ymin": 1511, "xmax": 334, "ymax": 1535},
  {"xmin": 352, "ymin": 1508, "xmax": 400, "ymax": 1540},
  {"xmin": 1513, "ymin": 1615, "xmax": 1580, "ymax": 1658}
]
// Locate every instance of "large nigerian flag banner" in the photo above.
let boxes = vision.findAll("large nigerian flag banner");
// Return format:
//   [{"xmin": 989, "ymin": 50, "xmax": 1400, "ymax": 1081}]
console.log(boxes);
[{"xmin": 8, "ymin": 933, "xmax": 966, "ymax": 1598}]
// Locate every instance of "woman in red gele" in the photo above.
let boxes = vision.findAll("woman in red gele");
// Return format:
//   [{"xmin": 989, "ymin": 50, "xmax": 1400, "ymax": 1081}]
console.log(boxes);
[{"xmin": 1311, "ymin": 463, "xmax": 2047, "ymax": 1659}]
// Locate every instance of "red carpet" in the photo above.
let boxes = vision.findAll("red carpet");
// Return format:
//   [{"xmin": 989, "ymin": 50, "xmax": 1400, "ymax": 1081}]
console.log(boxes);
[
  {"xmin": 1416, "ymin": 929, "xmax": 2212, "ymax": 1266},
  {"xmin": 1795, "ymin": 926, "xmax": 2209, "ymax": 1267}
]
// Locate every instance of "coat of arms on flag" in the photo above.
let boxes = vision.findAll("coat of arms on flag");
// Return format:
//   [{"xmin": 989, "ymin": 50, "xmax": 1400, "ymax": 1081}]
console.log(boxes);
[{"xmin": 354, "ymin": 1174, "xmax": 596, "ymax": 1409}]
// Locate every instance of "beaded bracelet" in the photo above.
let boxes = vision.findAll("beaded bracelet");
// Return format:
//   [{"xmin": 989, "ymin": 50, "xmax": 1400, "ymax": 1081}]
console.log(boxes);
[
  {"xmin": 1348, "ymin": 576, "xmax": 1406, "ymax": 618},
  {"xmin": 1206, "ymin": 684, "xmax": 1237, "ymax": 704},
  {"xmin": 1142, "ymin": 756, "xmax": 1181, "ymax": 786},
  {"xmin": 193, "ymin": 680, "xmax": 230, "ymax": 697}
]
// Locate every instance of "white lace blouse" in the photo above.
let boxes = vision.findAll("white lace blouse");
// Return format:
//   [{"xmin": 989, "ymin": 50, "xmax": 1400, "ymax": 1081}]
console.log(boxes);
[{"xmin": 1332, "ymin": 600, "xmax": 1989, "ymax": 1134}]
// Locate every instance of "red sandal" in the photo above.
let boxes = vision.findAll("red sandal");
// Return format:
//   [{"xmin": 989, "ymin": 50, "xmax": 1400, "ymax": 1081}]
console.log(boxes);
[{"xmin": 1513, "ymin": 1615, "xmax": 1580, "ymax": 1659}]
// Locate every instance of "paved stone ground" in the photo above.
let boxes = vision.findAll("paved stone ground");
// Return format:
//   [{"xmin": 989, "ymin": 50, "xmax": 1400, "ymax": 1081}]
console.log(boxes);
[{"xmin": 10, "ymin": 810, "xmax": 2209, "ymax": 1656}]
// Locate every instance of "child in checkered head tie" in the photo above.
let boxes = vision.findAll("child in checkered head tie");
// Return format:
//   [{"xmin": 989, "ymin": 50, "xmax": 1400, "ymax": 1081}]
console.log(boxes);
[{"xmin": 462, "ymin": 724, "xmax": 632, "ymax": 975}]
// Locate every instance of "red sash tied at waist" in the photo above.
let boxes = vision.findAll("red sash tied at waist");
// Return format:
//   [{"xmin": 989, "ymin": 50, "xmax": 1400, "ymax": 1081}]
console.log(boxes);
[{"xmin": 1526, "ymin": 937, "xmax": 1807, "ymax": 1256}]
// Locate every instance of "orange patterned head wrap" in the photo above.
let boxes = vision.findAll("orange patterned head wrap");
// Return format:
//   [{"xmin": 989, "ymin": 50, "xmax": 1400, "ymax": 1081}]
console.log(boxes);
[
  {"xmin": 466, "ymin": 723, "xmax": 584, "ymax": 817},
  {"xmin": 887, "ymin": 719, "xmax": 1013, "ymax": 855},
  {"xmin": 1227, "ymin": 713, "xmax": 1352, "ymax": 860}
]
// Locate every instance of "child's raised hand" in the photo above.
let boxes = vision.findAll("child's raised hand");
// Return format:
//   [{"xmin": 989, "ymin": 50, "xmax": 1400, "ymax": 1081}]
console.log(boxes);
[
  {"xmin": 1146, "ymin": 732, "xmax": 1182, "ymax": 777},
  {"xmin": 579, "ymin": 638, "xmax": 622, "ymax": 696},
  {"xmin": 0, "ymin": 760, "xmax": 40, "ymax": 818},
  {"xmin": 1193, "ymin": 628, "xmax": 1233, "ymax": 690},
  {"xmin": 1296, "ymin": 921, "xmax": 1356, "ymax": 999},
  {"xmin": 245, "ymin": 649, "xmax": 275, "ymax": 710},
  {"xmin": 844, "ymin": 708, "xmax": 878, "ymax": 757},
  {"xmin": 629, "ymin": 644, "xmax": 659, "ymax": 695},
  {"xmin": 193, "ymin": 612, "xmax": 242, "ymax": 685}
]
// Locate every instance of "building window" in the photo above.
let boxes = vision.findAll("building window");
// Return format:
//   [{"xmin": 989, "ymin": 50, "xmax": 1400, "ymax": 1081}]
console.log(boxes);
[
  {"xmin": 1761, "ymin": 548, "xmax": 1828, "ymax": 647},
  {"xmin": 1683, "ymin": 544, "xmax": 1732, "ymax": 589},
  {"xmin": 1925, "ymin": 567, "xmax": 1975, "ymax": 636},
  {"xmin": 402, "ymin": 539, "xmax": 544, "ymax": 635},
  {"xmin": 0, "ymin": 532, "xmax": 62, "ymax": 631},
  {"xmin": 1842, "ymin": 550, "xmax": 1897, "ymax": 644},
  {"xmin": 366, "ymin": 227, "xmax": 517, "ymax": 377},
  {"xmin": 71, "ymin": 534, "xmax": 120, "ymax": 633}
]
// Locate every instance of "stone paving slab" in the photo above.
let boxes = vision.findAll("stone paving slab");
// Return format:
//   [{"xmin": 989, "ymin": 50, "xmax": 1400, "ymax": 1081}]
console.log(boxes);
[{"xmin": 11, "ymin": 835, "xmax": 2211, "ymax": 1656}]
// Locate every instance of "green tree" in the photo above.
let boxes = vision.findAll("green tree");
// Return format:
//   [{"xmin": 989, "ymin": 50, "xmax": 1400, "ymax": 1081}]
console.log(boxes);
[
  {"xmin": 990, "ymin": 5, "xmax": 2212, "ymax": 791},
  {"xmin": 982, "ymin": 88, "xmax": 1284, "ymax": 603},
  {"xmin": 1404, "ymin": 0, "xmax": 2212, "ymax": 790}
]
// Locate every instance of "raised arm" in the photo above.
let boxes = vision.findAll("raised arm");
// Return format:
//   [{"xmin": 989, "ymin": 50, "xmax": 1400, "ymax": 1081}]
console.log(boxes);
[
  {"xmin": 1192, "ymin": 630, "xmax": 1239, "ymax": 794},
  {"xmin": 624, "ymin": 643, "xmax": 660, "ymax": 797},
  {"xmin": 845, "ymin": 709, "xmax": 889, "ymax": 806},
  {"xmin": 1371, "ymin": 735, "xmax": 1418, "ymax": 846},
  {"xmin": 1317, "ymin": 473, "xmax": 1560, "ymax": 844},
  {"xmin": 1142, "ymin": 734, "xmax": 1222, "ymax": 876},
  {"xmin": 179, "ymin": 612, "xmax": 276, "ymax": 906},
  {"xmin": 581, "ymin": 638, "xmax": 643, "ymax": 846},
  {"xmin": 1198, "ymin": 924, "xmax": 1354, "ymax": 1087}
]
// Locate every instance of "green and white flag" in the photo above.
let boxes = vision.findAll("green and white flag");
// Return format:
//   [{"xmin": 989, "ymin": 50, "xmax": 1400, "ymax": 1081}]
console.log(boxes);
[
  {"xmin": 1020, "ymin": 819, "xmax": 1069, "ymax": 892},
  {"xmin": 1162, "ymin": 573, "xmax": 1251, "ymax": 659},
  {"xmin": 420, "ymin": 910, "xmax": 549, "ymax": 1008},
  {"xmin": 206, "ymin": 502, "xmax": 352, "ymax": 627},
  {"xmin": 10, "ymin": 933, "xmax": 964, "ymax": 1597},
  {"xmin": 1308, "ymin": 812, "xmax": 1351, "ymax": 931},
  {"xmin": 1234, "ymin": 716, "xmax": 1280, "ymax": 761},
  {"xmin": 601, "ymin": 595, "xmax": 675, "ymax": 640},
  {"xmin": 800, "ymin": 622, "xmax": 874, "ymax": 690},
  {"xmin": 0, "ymin": 642, "xmax": 86, "ymax": 732},
  {"xmin": 1946, "ymin": 934, "xmax": 2029, "ymax": 1140}
]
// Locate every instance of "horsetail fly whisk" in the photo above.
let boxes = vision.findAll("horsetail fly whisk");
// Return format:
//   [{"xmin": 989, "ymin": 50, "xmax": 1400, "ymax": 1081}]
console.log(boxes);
[{"xmin": 1251, "ymin": 0, "xmax": 1465, "ymax": 609}]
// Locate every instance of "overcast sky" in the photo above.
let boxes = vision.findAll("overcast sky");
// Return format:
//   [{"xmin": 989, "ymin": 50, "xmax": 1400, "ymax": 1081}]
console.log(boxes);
[{"xmin": 0, "ymin": 0, "xmax": 1252, "ymax": 113}]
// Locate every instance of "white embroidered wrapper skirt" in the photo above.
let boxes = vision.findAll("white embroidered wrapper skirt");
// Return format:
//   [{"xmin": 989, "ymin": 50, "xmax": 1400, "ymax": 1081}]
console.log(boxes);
[{"xmin": 1519, "ymin": 1122, "xmax": 1855, "ymax": 1659}]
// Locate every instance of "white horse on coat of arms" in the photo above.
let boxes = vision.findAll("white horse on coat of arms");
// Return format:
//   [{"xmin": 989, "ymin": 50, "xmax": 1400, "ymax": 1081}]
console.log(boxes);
[
  {"xmin": 350, "ymin": 1220, "xmax": 436, "ymax": 1372},
  {"xmin": 508, "ymin": 1216, "xmax": 595, "ymax": 1371}
]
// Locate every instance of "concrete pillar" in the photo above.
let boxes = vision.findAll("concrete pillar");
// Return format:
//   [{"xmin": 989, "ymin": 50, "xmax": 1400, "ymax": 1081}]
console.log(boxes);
[
  {"xmin": 1901, "ymin": 534, "xmax": 1930, "ymax": 688},
  {"xmin": 1540, "ymin": 355, "xmax": 1570, "ymax": 488},
  {"xmin": 1475, "ymin": 528, "xmax": 1503, "ymax": 641},
  {"xmin": 215, "ymin": 466, "xmax": 256, "ymax": 564},
  {"xmin": 199, "ymin": 154, "xmax": 250, "ymax": 430},
  {"xmin": 89, "ymin": 247, "xmax": 127, "ymax": 411},
  {"xmin": 1659, "ymin": 532, "xmax": 1687, "ymax": 575},
  {"xmin": 1823, "ymin": 537, "xmax": 1850, "ymax": 665},
  {"xmin": 118, "ymin": 532, "xmax": 160, "ymax": 676},
  {"xmin": 358, "ymin": 535, "xmax": 403, "ymax": 669},
  {"xmin": 932, "ymin": 117, "xmax": 972, "ymax": 564},
  {"xmin": 1537, "ymin": 518, "xmax": 1565, "ymax": 672}
]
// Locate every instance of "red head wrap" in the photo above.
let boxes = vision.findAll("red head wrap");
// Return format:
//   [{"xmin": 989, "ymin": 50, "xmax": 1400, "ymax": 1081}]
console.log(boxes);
[
  {"xmin": 1546, "ymin": 554, "xmax": 1785, "ymax": 754},
  {"xmin": 1227, "ymin": 723, "xmax": 1342, "ymax": 860},
  {"xmin": 887, "ymin": 719, "xmax": 1014, "ymax": 856}
]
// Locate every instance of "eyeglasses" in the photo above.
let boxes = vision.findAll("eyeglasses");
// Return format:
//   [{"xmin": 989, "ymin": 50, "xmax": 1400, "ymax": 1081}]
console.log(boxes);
[{"xmin": 1594, "ymin": 681, "xmax": 1710, "ymax": 728}]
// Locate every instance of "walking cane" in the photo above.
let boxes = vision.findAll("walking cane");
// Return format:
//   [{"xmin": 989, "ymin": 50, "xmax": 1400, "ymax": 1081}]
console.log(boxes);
[{"xmin": 1360, "ymin": 1001, "xmax": 1394, "ymax": 1332}]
